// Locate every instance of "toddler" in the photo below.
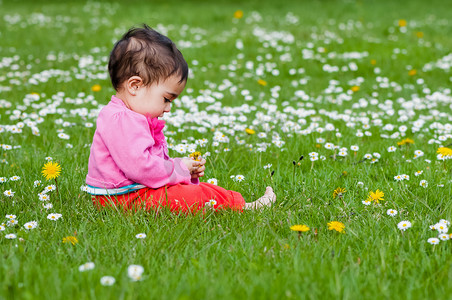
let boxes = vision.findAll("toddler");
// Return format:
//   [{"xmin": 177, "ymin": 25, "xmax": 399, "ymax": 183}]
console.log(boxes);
[{"xmin": 86, "ymin": 24, "xmax": 276, "ymax": 212}]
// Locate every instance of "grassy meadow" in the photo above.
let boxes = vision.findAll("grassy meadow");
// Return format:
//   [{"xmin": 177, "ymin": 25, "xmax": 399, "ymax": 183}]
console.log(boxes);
[{"xmin": 1, "ymin": 0, "xmax": 452, "ymax": 299}]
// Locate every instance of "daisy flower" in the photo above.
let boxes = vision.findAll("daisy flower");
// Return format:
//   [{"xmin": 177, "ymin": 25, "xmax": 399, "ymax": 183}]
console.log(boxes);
[
  {"xmin": 5, "ymin": 233, "xmax": 17, "ymax": 239},
  {"xmin": 419, "ymin": 180, "xmax": 428, "ymax": 188},
  {"xmin": 234, "ymin": 175, "xmax": 245, "ymax": 182},
  {"xmin": 79, "ymin": 262, "xmax": 95, "ymax": 272},
  {"xmin": 6, "ymin": 214, "xmax": 16, "ymax": 220},
  {"xmin": 7, "ymin": 219, "xmax": 18, "ymax": 227},
  {"xmin": 100, "ymin": 276, "xmax": 116, "ymax": 286},
  {"xmin": 43, "ymin": 203, "xmax": 53, "ymax": 210},
  {"xmin": 47, "ymin": 213, "xmax": 62, "ymax": 221},
  {"xmin": 433, "ymin": 223, "xmax": 448, "ymax": 233},
  {"xmin": 362, "ymin": 200, "xmax": 371, "ymax": 205},
  {"xmin": 44, "ymin": 185, "xmax": 56, "ymax": 192},
  {"xmin": 427, "ymin": 238, "xmax": 440, "ymax": 245},
  {"xmin": 414, "ymin": 171, "xmax": 423, "ymax": 177},
  {"xmin": 38, "ymin": 193, "xmax": 50, "ymax": 201},
  {"xmin": 206, "ymin": 178, "xmax": 218, "ymax": 185},
  {"xmin": 3, "ymin": 190, "xmax": 14, "ymax": 197},
  {"xmin": 438, "ymin": 234, "xmax": 450, "ymax": 241},
  {"xmin": 205, "ymin": 199, "xmax": 217, "ymax": 208},
  {"xmin": 23, "ymin": 221, "xmax": 38, "ymax": 230},
  {"xmin": 9, "ymin": 175, "xmax": 20, "ymax": 181},
  {"xmin": 364, "ymin": 153, "xmax": 372, "ymax": 160},
  {"xmin": 263, "ymin": 164, "xmax": 272, "ymax": 169},
  {"xmin": 387, "ymin": 209, "xmax": 398, "ymax": 216},
  {"xmin": 135, "ymin": 233, "xmax": 146, "ymax": 239},
  {"xmin": 394, "ymin": 175, "xmax": 403, "ymax": 181},
  {"xmin": 0, "ymin": 177, "xmax": 7, "ymax": 183},
  {"xmin": 128, "ymin": 265, "xmax": 144, "ymax": 281},
  {"xmin": 387, "ymin": 146, "xmax": 396, "ymax": 152},
  {"xmin": 397, "ymin": 221, "xmax": 412, "ymax": 231},
  {"xmin": 439, "ymin": 219, "xmax": 450, "ymax": 226},
  {"xmin": 33, "ymin": 180, "xmax": 42, "ymax": 187}
]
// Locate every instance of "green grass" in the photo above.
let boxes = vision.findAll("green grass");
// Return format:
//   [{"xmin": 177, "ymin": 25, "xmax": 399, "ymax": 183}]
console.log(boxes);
[{"xmin": 1, "ymin": 0, "xmax": 452, "ymax": 299}]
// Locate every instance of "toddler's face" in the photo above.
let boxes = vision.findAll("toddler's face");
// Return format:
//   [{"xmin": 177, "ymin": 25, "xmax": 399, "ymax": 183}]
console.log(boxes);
[{"xmin": 128, "ymin": 75, "xmax": 185, "ymax": 118}]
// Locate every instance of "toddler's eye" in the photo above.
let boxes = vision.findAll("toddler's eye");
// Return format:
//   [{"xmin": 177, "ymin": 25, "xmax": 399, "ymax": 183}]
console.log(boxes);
[{"xmin": 164, "ymin": 97, "xmax": 171, "ymax": 103}]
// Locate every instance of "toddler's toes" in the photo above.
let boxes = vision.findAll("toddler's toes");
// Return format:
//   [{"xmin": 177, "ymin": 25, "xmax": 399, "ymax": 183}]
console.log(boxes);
[{"xmin": 264, "ymin": 186, "xmax": 276, "ymax": 203}]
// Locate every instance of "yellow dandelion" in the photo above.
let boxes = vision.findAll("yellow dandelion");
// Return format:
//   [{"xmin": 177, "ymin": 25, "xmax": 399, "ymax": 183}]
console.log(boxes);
[
  {"xmin": 397, "ymin": 138, "xmax": 414, "ymax": 146},
  {"xmin": 189, "ymin": 151, "xmax": 202, "ymax": 161},
  {"xmin": 327, "ymin": 221, "xmax": 345, "ymax": 233},
  {"xmin": 41, "ymin": 161, "xmax": 62, "ymax": 180},
  {"xmin": 290, "ymin": 225, "xmax": 310, "ymax": 232},
  {"xmin": 245, "ymin": 128, "xmax": 255, "ymax": 135},
  {"xmin": 408, "ymin": 69, "xmax": 417, "ymax": 76},
  {"xmin": 416, "ymin": 31, "xmax": 424, "ymax": 38},
  {"xmin": 351, "ymin": 86, "xmax": 360, "ymax": 92},
  {"xmin": 398, "ymin": 19, "xmax": 407, "ymax": 27},
  {"xmin": 257, "ymin": 79, "xmax": 267, "ymax": 86},
  {"xmin": 370, "ymin": 59, "xmax": 377, "ymax": 65},
  {"xmin": 62, "ymin": 236, "xmax": 78, "ymax": 245},
  {"xmin": 367, "ymin": 189, "xmax": 384, "ymax": 203},
  {"xmin": 437, "ymin": 147, "xmax": 452, "ymax": 156},
  {"xmin": 233, "ymin": 10, "xmax": 244, "ymax": 19},
  {"xmin": 91, "ymin": 84, "xmax": 101, "ymax": 92},
  {"xmin": 333, "ymin": 187, "xmax": 346, "ymax": 199}
]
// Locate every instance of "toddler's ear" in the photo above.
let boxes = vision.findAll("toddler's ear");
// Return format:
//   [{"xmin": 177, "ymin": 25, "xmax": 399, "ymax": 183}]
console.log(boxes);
[{"xmin": 126, "ymin": 76, "xmax": 143, "ymax": 95}]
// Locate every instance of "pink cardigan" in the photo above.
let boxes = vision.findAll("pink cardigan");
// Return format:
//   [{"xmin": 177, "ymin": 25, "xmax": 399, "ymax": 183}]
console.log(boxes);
[{"xmin": 86, "ymin": 95, "xmax": 197, "ymax": 189}]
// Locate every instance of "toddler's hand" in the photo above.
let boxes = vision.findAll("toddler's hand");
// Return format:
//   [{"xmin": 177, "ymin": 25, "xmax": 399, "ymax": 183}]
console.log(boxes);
[{"xmin": 181, "ymin": 158, "xmax": 206, "ymax": 179}]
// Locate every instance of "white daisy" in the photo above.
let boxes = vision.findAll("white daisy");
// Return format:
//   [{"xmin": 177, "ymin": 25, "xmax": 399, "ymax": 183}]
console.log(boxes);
[
  {"xmin": 387, "ymin": 146, "xmax": 396, "ymax": 152},
  {"xmin": 427, "ymin": 238, "xmax": 440, "ymax": 245},
  {"xmin": 79, "ymin": 262, "xmax": 95, "ymax": 272},
  {"xmin": 438, "ymin": 234, "xmax": 450, "ymax": 241},
  {"xmin": 397, "ymin": 221, "xmax": 412, "ymax": 231},
  {"xmin": 205, "ymin": 199, "xmax": 217, "ymax": 208},
  {"xmin": 24, "ymin": 221, "xmax": 38, "ymax": 230},
  {"xmin": 386, "ymin": 209, "xmax": 398, "ymax": 216},
  {"xmin": 5, "ymin": 233, "xmax": 17, "ymax": 239},
  {"xmin": 47, "ymin": 213, "xmax": 62, "ymax": 221},
  {"xmin": 235, "ymin": 175, "xmax": 245, "ymax": 182},
  {"xmin": 433, "ymin": 223, "xmax": 448, "ymax": 233},
  {"xmin": 135, "ymin": 233, "xmax": 146, "ymax": 239},
  {"xmin": 128, "ymin": 264, "xmax": 144, "ymax": 281},
  {"xmin": 43, "ymin": 203, "xmax": 53, "ymax": 210},
  {"xmin": 100, "ymin": 276, "xmax": 116, "ymax": 286},
  {"xmin": 206, "ymin": 178, "xmax": 218, "ymax": 185},
  {"xmin": 3, "ymin": 190, "xmax": 14, "ymax": 197}
]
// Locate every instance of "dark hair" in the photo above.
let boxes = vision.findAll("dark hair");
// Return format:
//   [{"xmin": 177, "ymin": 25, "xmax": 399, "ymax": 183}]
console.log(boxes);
[{"xmin": 108, "ymin": 24, "xmax": 188, "ymax": 91}]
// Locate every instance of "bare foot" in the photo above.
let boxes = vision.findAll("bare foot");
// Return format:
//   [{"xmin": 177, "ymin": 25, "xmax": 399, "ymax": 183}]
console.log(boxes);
[{"xmin": 245, "ymin": 186, "xmax": 276, "ymax": 209}]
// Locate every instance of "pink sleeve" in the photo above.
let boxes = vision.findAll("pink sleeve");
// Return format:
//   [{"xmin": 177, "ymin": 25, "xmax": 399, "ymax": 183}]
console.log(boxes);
[{"xmin": 98, "ymin": 111, "xmax": 192, "ymax": 188}]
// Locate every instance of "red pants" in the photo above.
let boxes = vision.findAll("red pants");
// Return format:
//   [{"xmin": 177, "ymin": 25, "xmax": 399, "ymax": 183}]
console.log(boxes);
[{"xmin": 93, "ymin": 182, "xmax": 245, "ymax": 213}]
